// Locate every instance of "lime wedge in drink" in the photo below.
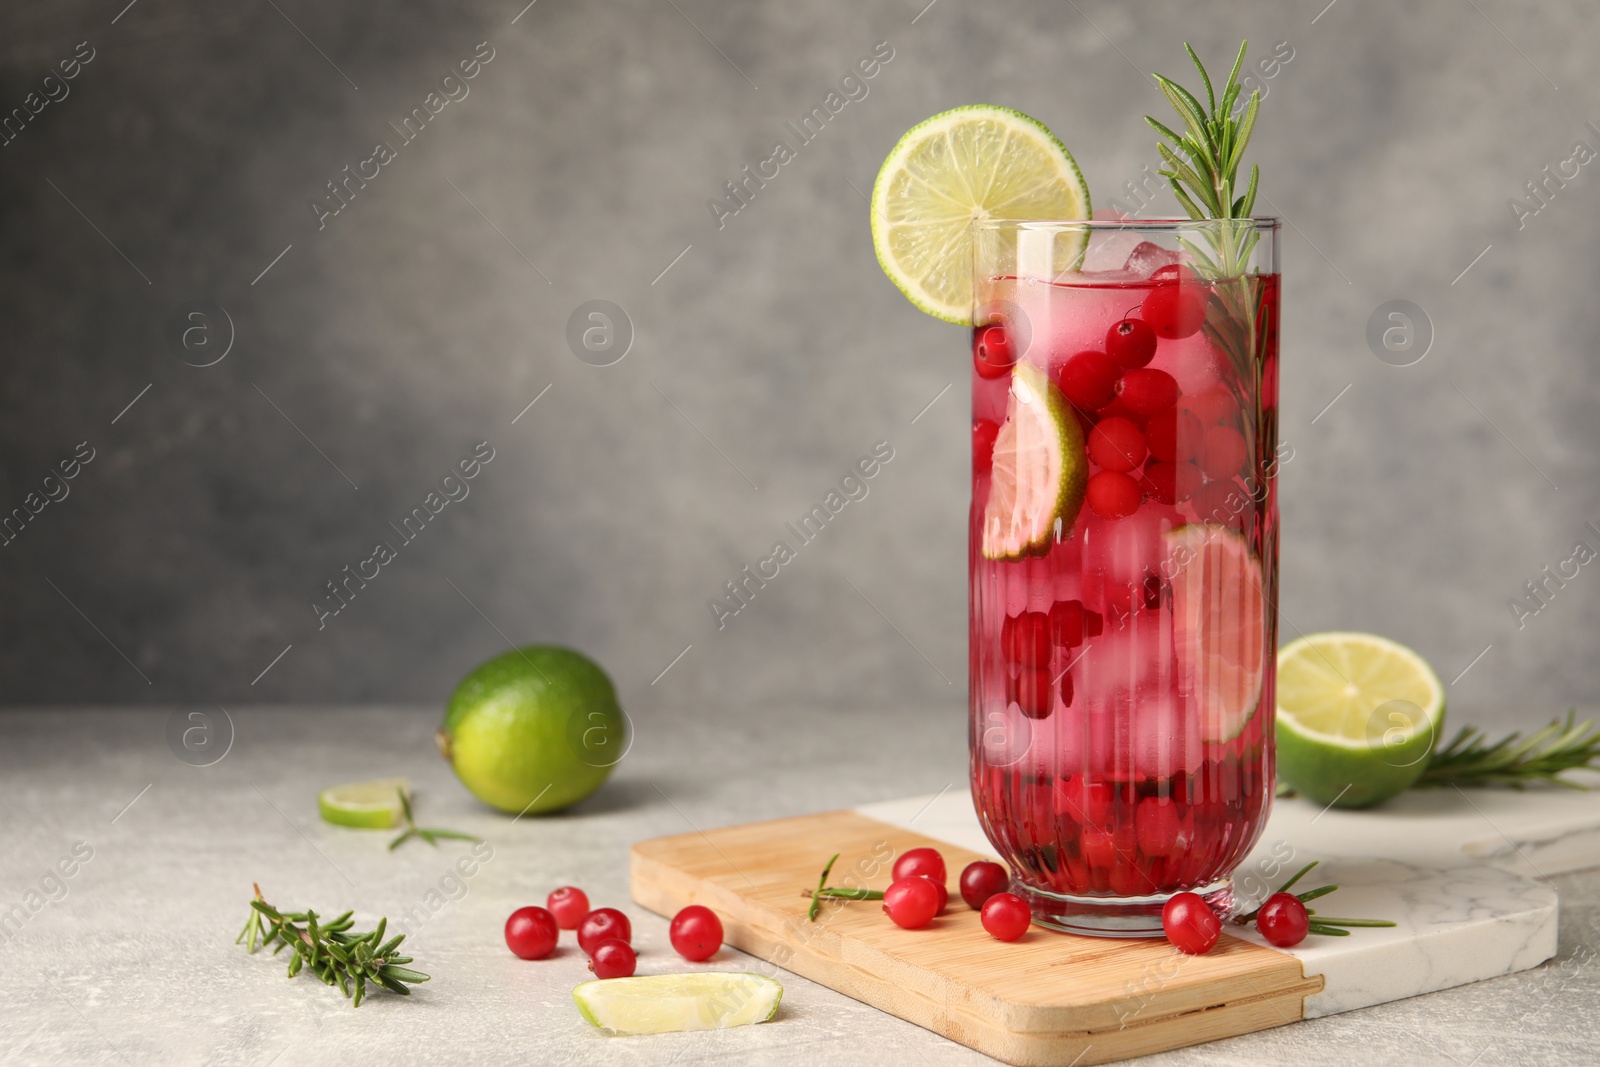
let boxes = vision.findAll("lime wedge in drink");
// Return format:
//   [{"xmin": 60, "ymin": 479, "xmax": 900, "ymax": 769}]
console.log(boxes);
[
  {"xmin": 1276, "ymin": 632, "xmax": 1446, "ymax": 809},
  {"xmin": 1166, "ymin": 525, "xmax": 1266, "ymax": 742},
  {"xmin": 981, "ymin": 361, "xmax": 1086, "ymax": 560},
  {"xmin": 871, "ymin": 105, "xmax": 1090, "ymax": 324},
  {"xmin": 573, "ymin": 972, "xmax": 783, "ymax": 1036},
  {"xmin": 318, "ymin": 777, "xmax": 410, "ymax": 829}
]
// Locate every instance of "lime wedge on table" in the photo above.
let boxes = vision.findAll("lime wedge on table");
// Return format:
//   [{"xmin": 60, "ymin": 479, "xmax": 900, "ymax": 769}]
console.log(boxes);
[
  {"xmin": 981, "ymin": 361, "xmax": 1086, "ymax": 560},
  {"xmin": 318, "ymin": 777, "xmax": 409, "ymax": 829},
  {"xmin": 573, "ymin": 972, "xmax": 783, "ymax": 1036},
  {"xmin": 1276, "ymin": 632, "xmax": 1446, "ymax": 809},
  {"xmin": 1167, "ymin": 526, "xmax": 1267, "ymax": 743},
  {"xmin": 871, "ymin": 105, "xmax": 1091, "ymax": 324}
]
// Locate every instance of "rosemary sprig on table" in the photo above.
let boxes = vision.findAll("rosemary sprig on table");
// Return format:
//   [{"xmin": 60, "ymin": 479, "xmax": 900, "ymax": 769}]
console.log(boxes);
[
  {"xmin": 389, "ymin": 787, "xmax": 478, "ymax": 851},
  {"xmin": 236, "ymin": 884, "xmax": 429, "ymax": 1005},
  {"xmin": 1417, "ymin": 711, "xmax": 1600, "ymax": 789},
  {"xmin": 1234, "ymin": 861, "xmax": 1396, "ymax": 938}
]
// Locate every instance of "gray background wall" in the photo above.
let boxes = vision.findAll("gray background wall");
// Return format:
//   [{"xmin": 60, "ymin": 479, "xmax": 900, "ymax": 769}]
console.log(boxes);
[{"xmin": 0, "ymin": 0, "xmax": 1595, "ymax": 734}]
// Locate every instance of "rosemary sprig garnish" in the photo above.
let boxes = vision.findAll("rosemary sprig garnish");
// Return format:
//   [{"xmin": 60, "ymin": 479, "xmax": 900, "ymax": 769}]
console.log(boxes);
[
  {"xmin": 1148, "ymin": 43, "xmax": 1260, "ymax": 222},
  {"xmin": 1233, "ymin": 861, "xmax": 1396, "ymax": 938},
  {"xmin": 1417, "ymin": 711, "xmax": 1600, "ymax": 789},
  {"xmin": 1144, "ymin": 42, "xmax": 1276, "ymax": 519},
  {"xmin": 236, "ymin": 884, "xmax": 429, "ymax": 1005},
  {"xmin": 1146, "ymin": 40, "xmax": 1261, "ymax": 282},
  {"xmin": 389, "ymin": 787, "xmax": 478, "ymax": 851}
]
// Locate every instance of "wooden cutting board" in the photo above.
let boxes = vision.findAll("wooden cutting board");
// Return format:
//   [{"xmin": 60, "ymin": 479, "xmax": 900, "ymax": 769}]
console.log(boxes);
[{"xmin": 631, "ymin": 808, "xmax": 1322, "ymax": 1066}]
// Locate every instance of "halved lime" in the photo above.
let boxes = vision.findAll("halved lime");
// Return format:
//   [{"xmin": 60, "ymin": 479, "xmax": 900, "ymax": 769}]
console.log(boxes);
[
  {"xmin": 1276, "ymin": 632, "xmax": 1446, "ymax": 809},
  {"xmin": 317, "ymin": 777, "xmax": 410, "ymax": 829},
  {"xmin": 870, "ymin": 105, "xmax": 1090, "ymax": 324},
  {"xmin": 981, "ymin": 361, "xmax": 1086, "ymax": 560},
  {"xmin": 573, "ymin": 972, "xmax": 783, "ymax": 1036},
  {"xmin": 1167, "ymin": 525, "xmax": 1266, "ymax": 743}
]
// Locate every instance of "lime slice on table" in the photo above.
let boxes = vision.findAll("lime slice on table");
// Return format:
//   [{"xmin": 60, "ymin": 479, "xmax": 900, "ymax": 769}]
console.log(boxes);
[
  {"xmin": 318, "ymin": 777, "xmax": 410, "ymax": 829},
  {"xmin": 1167, "ymin": 525, "xmax": 1267, "ymax": 743},
  {"xmin": 871, "ymin": 105, "xmax": 1091, "ymax": 324},
  {"xmin": 573, "ymin": 972, "xmax": 783, "ymax": 1036},
  {"xmin": 981, "ymin": 361, "xmax": 1086, "ymax": 560},
  {"xmin": 1276, "ymin": 632, "xmax": 1445, "ymax": 809}
]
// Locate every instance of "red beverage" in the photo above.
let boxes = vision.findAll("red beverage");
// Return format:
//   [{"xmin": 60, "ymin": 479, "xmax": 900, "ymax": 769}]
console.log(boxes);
[{"xmin": 969, "ymin": 221, "xmax": 1280, "ymax": 935}]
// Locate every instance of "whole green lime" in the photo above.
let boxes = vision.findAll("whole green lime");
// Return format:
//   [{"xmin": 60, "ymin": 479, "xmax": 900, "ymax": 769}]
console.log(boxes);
[{"xmin": 437, "ymin": 646, "xmax": 627, "ymax": 815}]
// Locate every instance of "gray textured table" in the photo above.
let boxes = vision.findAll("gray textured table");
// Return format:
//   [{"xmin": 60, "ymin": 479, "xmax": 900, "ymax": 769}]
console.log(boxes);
[{"xmin": 1, "ymin": 707, "xmax": 1596, "ymax": 1065}]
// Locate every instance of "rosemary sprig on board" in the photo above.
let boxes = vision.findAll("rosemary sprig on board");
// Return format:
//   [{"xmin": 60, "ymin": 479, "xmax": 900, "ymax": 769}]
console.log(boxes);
[
  {"xmin": 1233, "ymin": 861, "xmax": 1396, "ymax": 938},
  {"xmin": 807, "ymin": 853, "xmax": 840, "ymax": 921},
  {"xmin": 236, "ymin": 884, "xmax": 429, "ymax": 1005}
]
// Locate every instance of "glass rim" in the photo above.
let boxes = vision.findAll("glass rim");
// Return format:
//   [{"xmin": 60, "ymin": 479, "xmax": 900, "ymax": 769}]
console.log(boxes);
[{"xmin": 971, "ymin": 216, "xmax": 1280, "ymax": 232}]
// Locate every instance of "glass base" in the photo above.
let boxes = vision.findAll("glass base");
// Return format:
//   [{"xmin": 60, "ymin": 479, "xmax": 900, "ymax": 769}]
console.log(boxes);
[{"xmin": 1014, "ymin": 878, "xmax": 1234, "ymax": 938}]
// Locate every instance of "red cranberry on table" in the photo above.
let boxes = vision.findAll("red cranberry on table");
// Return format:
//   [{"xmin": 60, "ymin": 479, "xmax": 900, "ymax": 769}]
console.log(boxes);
[
  {"xmin": 669, "ymin": 904, "xmax": 724, "ymax": 962},
  {"xmin": 577, "ymin": 907, "xmax": 632, "ymax": 956},
  {"xmin": 546, "ymin": 886, "xmax": 589, "ymax": 930},
  {"xmin": 504, "ymin": 906, "xmax": 559, "ymax": 960},
  {"xmin": 588, "ymin": 938, "xmax": 637, "ymax": 979}
]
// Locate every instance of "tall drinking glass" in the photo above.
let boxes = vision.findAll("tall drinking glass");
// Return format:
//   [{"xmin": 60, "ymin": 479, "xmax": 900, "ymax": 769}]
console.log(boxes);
[{"xmin": 969, "ymin": 218, "xmax": 1281, "ymax": 936}]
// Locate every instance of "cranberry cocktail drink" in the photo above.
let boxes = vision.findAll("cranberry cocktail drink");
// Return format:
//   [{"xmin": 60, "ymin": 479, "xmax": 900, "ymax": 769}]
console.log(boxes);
[
  {"xmin": 969, "ymin": 218, "xmax": 1280, "ymax": 934},
  {"xmin": 864, "ymin": 41, "xmax": 1281, "ymax": 935}
]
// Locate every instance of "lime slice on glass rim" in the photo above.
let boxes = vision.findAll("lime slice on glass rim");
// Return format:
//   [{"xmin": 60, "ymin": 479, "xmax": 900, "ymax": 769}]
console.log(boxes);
[
  {"xmin": 317, "ymin": 777, "xmax": 410, "ymax": 829},
  {"xmin": 573, "ymin": 972, "xmax": 783, "ymax": 1035},
  {"xmin": 1166, "ymin": 525, "xmax": 1267, "ymax": 743},
  {"xmin": 870, "ymin": 105, "xmax": 1091, "ymax": 324},
  {"xmin": 980, "ymin": 361, "xmax": 1086, "ymax": 561},
  {"xmin": 1276, "ymin": 632, "xmax": 1445, "ymax": 809}
]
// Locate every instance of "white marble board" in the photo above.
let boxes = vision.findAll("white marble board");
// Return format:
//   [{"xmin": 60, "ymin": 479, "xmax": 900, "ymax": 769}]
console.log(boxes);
[{"xmin": 856, "ymin": 777, "xmax": 1600, "ymax": 1018}]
